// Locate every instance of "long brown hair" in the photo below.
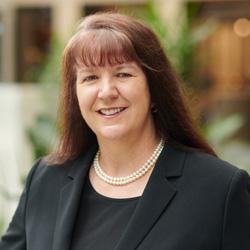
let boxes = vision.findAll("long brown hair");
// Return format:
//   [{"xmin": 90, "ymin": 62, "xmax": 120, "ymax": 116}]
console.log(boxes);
[{"xmin": 48, "ymin": 12, "xmax": 216, "ymax": 164}]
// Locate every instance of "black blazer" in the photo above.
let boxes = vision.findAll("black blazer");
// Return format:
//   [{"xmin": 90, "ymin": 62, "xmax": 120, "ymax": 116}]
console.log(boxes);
[{"xmin": 0, "ymin": 145, "xmax": 250, "ymax": 250}]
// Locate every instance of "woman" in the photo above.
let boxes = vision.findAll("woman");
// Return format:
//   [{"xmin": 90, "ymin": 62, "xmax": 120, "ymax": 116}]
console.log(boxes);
[{"xmin": 0, "ymin": 12, "xmax": 249, "ymax": 250}]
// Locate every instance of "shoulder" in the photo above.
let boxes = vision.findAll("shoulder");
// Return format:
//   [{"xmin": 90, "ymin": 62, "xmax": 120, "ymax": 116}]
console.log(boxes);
[
  {"xmin": 26, "ymin": 157, "xmax": 72, "ymax": 182},
  {"xmin": 164, "ymin": 147, "xmax": 250, "ymax": 248},
  {"xmin": 164, "ymin": 145, "xmax": 249, "ymax": 195},
  {"xmin": 31, "ymin": 158, "xmax": 72, "ymax": 181},
  {"xmin": 23, "ymin": 158, "xmax": 75, "ymax": 196},
  {"xmin": 179, "ymin": 148, "xmax": 250, "ymax": 201},
  {"xmin": 183, "ymin": 149, "xmax": 240, "ymax": 181},
  {"xmin": 26, "ymin": 145, "xmax": 97, "ymax": 190},
  {"xmin": 163, "ymin": 145, "xmax": 241, "ymax": 182}
]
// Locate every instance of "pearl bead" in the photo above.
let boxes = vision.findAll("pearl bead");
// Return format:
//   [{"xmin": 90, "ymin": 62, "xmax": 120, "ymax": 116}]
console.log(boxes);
[{"xmin": 93, "ymin": 139, "xmax": 164, "ymax": 186}]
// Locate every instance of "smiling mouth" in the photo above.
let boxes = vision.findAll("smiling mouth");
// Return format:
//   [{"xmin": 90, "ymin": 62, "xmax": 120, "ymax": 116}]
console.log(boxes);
[{"xmin": 98, "ymin": 107, "xmax": 127, "ymax": 116}]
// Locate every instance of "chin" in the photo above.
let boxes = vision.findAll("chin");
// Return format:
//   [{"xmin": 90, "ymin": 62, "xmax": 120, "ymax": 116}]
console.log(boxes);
[{"xmin": 96, "ymin": 126, "xmax": 129, "ymax": 141}]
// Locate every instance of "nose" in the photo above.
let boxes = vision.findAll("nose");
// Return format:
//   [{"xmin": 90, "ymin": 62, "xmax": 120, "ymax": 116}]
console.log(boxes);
[{"xmin": 97, "ymin": 78, "xmax": 119, "ymax": 100}]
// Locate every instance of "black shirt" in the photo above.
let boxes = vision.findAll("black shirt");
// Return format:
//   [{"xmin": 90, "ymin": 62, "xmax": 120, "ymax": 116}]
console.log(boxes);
[{"xmin": 71, "ymin": 176, "xmax": 140, "ymax": 250}]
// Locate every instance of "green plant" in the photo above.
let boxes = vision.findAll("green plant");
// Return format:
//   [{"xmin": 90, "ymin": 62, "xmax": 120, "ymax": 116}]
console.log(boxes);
[
  {"xmin": 140, "ymin": 0, "xmax": 217, "ymax": 87},
  {"xmin": 0, "ymin": 181, "xmax": 22, "ymax": 235},
  {"xmin": 0, "ymin": 217, "xmax": 6, "ymax": 236},
  {"xmin": 27, "ymin": 35, "xmax": 65, "ymax": 159},
  {"xmin": 204, "ymin": 114, "xmax": 250, "ymax": 173},
  {"xmin": 26, "ymin": 114, "xmax": 58, "ymax": 159},
  {"xmin": 204, "ymin": 114, "xmax": 244, "ymax": 145}
]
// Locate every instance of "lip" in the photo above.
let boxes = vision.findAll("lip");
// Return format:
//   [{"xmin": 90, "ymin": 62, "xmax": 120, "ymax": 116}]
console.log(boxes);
[{"xmin": 96, "ymin": 107, "xmax": 128, "ymax": 118}]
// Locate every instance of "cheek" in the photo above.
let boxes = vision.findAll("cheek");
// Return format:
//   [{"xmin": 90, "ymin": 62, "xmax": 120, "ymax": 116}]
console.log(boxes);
[
  {"xmin": 136, "ymin": 85, "xmax": 151, "ymax": 107},
  {"xmin": 76, "ymin": 95, "xmax": 94, "ymax": 127},
  {"xmin": 76, "ymin": 86, "xmax": 97, "ymax": 111},
  {"xmin": 137, "ymin": 89, "xmax": 151, "ymax": 116}
]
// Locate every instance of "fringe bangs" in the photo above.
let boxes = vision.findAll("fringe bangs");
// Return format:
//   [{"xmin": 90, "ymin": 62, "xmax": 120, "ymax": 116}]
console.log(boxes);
[{"xmin": 68, "ymin": 29, "xmax": 139, "ymax": 67}]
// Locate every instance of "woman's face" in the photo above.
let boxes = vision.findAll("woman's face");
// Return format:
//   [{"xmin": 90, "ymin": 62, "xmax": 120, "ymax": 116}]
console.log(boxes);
[{"xmin": 76, "ymin": 61, "xmax": 155, "ymax": 142}]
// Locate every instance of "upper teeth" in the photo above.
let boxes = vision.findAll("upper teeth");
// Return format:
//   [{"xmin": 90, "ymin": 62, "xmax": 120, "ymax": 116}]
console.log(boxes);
[{"xmin": 99, "ymin": 108, "xmax": 124, "ymax": 116}]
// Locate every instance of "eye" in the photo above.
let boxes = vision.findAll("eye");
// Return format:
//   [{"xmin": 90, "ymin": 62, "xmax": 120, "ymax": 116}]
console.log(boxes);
[
  {"xmin": 82, "ymin": 75, "xmax": 98, "ymax": 83},
  {"xmin": 116, "ymin": 72, "xmax": 132, "ymax": 78}
]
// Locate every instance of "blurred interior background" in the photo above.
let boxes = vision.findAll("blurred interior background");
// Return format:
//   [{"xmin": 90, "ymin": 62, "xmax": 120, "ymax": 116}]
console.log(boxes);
[{"xmin": 0, "ymin": 0, "xmax": 250, "ymax": 234}]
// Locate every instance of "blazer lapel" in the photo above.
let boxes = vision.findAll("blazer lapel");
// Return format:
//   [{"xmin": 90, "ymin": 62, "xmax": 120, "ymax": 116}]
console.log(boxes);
[
  {"xmin": 52, "ymin": 146, "xmax": 97, "ymax": 250},
  {"xmin": 115, "ymin": 145, "xmax": 186, "ymax": 250},
  {"xmin": 51, "ymin": 144, "xmax": 186, "ymax": 250}
]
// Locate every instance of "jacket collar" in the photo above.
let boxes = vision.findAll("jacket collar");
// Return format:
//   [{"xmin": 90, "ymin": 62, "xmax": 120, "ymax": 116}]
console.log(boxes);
[
  {"xmin": 115, "ymin": 144, "xmax": 186, "ymax": 250},
  {"xmin": 52, "ymin": 144, "xmax": 186, "ymax": 250},
  {"xmin": 52, "ymin": 146, "xmax": 97, "ymax": 250}
]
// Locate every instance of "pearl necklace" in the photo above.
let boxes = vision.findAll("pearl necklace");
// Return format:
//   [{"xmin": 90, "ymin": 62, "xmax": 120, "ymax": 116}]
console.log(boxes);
[{"xmin": 93, "ymin": 139, "xmax": 164, "ymax": 186}]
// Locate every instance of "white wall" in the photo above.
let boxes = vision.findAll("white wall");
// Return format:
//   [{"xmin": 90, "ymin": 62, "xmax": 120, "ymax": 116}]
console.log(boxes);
[{"xmin": 0, "ymin": 83, "xmax": 44, "ymax": 231}]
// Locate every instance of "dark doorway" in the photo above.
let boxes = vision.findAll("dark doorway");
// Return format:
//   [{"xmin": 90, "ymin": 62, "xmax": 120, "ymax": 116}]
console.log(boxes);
[{"xmin": 16, "ymin": 7, "xmax": 51, "ymax": 82}]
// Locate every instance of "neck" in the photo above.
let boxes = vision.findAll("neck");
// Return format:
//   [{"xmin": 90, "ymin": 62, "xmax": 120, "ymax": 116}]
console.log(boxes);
[{"xmin": 96, "ymin": 131, "xmax": 161, "ymax": 177}]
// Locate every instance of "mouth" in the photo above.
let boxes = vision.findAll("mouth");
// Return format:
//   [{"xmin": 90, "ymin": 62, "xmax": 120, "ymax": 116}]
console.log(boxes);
[{"xmin": 97, "ymin": 107, "xmax": 127, "ymax": 116}]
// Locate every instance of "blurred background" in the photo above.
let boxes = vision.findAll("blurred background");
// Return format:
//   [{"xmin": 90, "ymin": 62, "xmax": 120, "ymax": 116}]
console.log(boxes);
[{"xmin": 0, "ymin": 0, "xmax": 250, "ymax": 234}]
